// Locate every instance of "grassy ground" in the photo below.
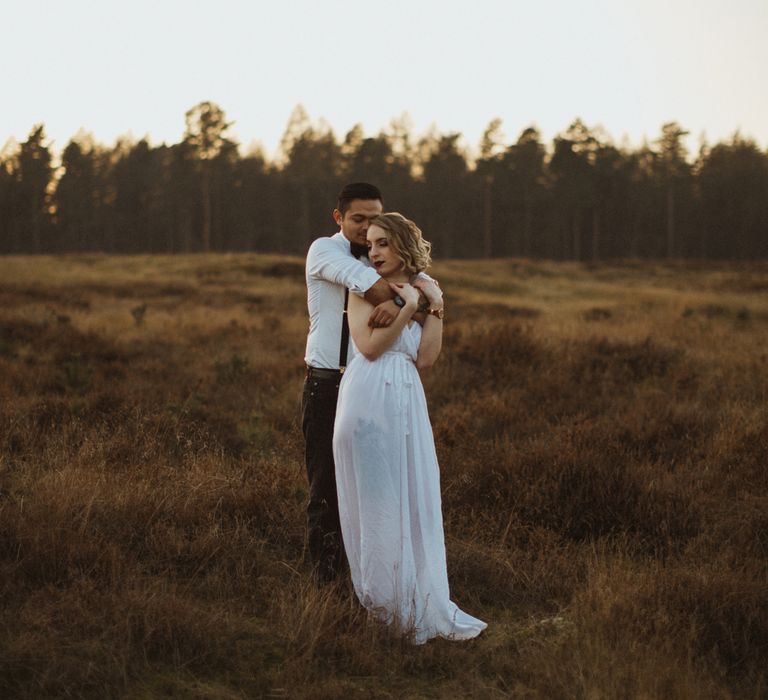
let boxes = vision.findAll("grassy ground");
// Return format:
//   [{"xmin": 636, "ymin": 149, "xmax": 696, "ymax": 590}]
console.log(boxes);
[{"xmin": 1, "ymin": 253, "xmax": 767, "ymax": 699}]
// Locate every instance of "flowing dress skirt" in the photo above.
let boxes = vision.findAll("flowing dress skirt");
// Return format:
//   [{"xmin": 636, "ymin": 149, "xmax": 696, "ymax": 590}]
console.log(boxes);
[{"xmin": 333, "ymin": 326, "xmax": 486, "ymax": 644}]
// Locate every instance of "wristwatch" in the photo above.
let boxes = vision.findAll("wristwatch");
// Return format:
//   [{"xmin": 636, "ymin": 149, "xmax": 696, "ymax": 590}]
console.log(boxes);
[
  {"xmin": 393, "ymin": 295, "xmax": 405, "ymax": 308},
  {"xmin": 428, "ymin": 307, "xmax": 444, "ymax": 320}
]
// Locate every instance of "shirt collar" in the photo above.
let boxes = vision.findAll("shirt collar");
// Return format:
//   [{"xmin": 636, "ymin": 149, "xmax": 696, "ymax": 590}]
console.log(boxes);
[
  {"xmin": 332, "ymin": 230, "xmax": 348, "ymax": 242},
  {"xmin": 333, "ymin": 231, "xmax": 352, "ymax": 249}
]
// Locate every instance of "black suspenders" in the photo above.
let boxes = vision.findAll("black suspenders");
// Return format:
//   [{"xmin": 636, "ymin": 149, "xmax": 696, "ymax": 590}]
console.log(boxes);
[{"xmin": 338, "ymin": 288, "xmax": 350, "ymax": 373}]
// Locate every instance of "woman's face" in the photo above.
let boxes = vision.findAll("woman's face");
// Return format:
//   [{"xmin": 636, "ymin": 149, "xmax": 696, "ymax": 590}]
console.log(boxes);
[{"xmin": 367, "ymin": 225, "xmax": 402, "ymax": 277}]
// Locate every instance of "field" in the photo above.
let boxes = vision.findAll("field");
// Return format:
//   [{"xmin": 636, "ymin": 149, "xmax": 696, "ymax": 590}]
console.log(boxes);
[{"xmin": 1, "ymin": 253, "xmax": 767, "ymax": 699}]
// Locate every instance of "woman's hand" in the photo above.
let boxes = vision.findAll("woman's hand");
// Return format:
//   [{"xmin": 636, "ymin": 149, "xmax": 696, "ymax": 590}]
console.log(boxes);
[
  {"xmin": 412, "ymin": 277, "xmax": 443, "ymax": 308},
  {"xmin": 389, "ymin": 282, "xmax": 420, "ymax": 308}
]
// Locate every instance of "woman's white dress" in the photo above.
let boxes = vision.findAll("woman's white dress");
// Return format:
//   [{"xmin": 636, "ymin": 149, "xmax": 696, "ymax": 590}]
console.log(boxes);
[{"xmin": 333, "ymin": 321, "xmax": 487, "ymax": 644}]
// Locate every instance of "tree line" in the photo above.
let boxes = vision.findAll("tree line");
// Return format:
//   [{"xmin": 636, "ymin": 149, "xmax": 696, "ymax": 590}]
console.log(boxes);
[{"xmin": 1, "ymin": 101, "xmax": 767, "ymax": 260}]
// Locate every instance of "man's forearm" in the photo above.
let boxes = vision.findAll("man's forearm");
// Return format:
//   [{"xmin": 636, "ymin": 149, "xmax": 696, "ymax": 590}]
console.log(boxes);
[
  {"xmin": 363, "ymin": 277, "xmax": 395, "ymax": 306},
  {"xmin": 364, "ymin": 278, "xmax": 430, "ymax": 308}
]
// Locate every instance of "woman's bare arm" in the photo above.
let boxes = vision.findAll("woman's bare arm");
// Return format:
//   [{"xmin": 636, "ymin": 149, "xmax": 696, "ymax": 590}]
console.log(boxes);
[
  {"xmin": 364, "ymin": 277, "xmax": 428, "ymax": 328},
  {"xmin": 415, "ymin": 315, "xmax": 442, "ymax": 369},
  {"xmin": 413, "ymin": 278, "xmax": 444, "ymax": 369},
  {"xmin": 348, "ymin": 288, "xmax": 417, "ymax": 361}
]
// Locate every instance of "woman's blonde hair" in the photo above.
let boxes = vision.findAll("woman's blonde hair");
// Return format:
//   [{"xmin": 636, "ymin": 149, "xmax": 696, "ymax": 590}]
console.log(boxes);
[{"xmin": 370, "ymin": 212, "xmax": 432, "ymax": 274}]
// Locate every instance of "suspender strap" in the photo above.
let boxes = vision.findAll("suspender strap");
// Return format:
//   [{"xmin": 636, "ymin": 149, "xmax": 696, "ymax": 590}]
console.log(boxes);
[{"xmin": 339, "ymin": 288, "xmax": 350, "ymax": 373}]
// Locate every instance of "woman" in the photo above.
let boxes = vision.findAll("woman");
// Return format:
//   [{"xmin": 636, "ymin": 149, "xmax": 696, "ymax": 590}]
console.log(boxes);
[{"xmin": 333, "ymin": 213, "xmax": 487, "ymax": 644}]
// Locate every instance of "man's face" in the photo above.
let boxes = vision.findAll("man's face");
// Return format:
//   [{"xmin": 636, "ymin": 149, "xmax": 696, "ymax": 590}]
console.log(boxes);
[{"xmin": 334, "ymin": 199, "xmax": 383, "ymax": 247}]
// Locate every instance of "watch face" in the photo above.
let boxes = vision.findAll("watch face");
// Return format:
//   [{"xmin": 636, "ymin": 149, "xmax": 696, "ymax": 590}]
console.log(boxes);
[{"xmin": 394, "ymin": 295, "xmax": 405, "ymax": 307}]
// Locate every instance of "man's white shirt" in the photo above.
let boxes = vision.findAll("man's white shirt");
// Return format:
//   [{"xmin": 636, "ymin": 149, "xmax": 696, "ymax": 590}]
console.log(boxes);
[{"xmin": 304, "ymin": 232, "xmax": 380, "ymax": 370}]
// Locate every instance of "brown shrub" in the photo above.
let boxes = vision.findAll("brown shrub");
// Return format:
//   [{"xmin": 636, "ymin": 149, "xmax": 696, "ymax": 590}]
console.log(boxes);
[
  {"xmin": 1, "ymin": 578, "xmax": 269, "ymax": 699},
  {"xmin": 570, "ymin": 336, "xmax": 682, "ymax": 385},
  {"xmin": 572, "ymin": 558, "xmax": 768, "ymax": 676},
  {"xmin": 1, "ymin": 256, "xmax": 766, "ymax": 698}
]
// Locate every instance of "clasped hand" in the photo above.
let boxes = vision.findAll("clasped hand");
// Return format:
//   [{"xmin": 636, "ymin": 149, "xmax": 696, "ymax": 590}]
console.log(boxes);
[
  {"xmin": 388, "ymin": 282, "xmax": 421, "ymax": 307},
  {"xmin": 411, "ymin": 277, "xmax": 442, "ymax": 307},
  {"xmin": 368, "ymin": 278, "xmax": 441, "ymax": 328}
]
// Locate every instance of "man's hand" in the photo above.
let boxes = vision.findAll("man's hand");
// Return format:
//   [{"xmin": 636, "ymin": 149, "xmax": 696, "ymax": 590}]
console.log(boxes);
[{"xmin": 368, "ymin": 299, "xmax": 399, "ymax": 328}]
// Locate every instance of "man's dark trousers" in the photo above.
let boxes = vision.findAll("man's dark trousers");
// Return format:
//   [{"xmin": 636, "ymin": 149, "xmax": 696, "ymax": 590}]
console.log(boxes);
[{"xmin": 301, "ymin": 370, "xmax": 347, "ymax": 583}]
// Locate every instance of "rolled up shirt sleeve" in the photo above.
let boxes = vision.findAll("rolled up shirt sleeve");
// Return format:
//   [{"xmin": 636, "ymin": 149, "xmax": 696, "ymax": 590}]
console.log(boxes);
[{"xmin": 307, "ymin": 238, "xmax": 381, "ymax": 294}]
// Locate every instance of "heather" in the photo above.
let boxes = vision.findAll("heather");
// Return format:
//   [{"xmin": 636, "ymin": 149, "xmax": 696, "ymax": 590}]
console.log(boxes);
[{"xmin": 1, "ymin": 254, "xmax": 766, "ymax": 698}]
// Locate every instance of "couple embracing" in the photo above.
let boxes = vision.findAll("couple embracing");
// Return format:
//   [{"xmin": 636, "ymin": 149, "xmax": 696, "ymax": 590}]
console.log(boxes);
[{"xmin": 302, "ymin": 182, "xmax": 486, "ymax": 644}]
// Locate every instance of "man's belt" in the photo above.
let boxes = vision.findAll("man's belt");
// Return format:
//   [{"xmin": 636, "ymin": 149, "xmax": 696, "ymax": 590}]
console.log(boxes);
[{"xmin": 306, "ymin": 365, "xmax": 343, "ymax": 380}]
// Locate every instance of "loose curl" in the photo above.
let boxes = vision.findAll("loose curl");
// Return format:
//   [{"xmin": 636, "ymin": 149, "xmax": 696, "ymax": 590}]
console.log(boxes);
[{"xmin": 370, "ymin": 213, "xmax": 432, "ymax": 274}]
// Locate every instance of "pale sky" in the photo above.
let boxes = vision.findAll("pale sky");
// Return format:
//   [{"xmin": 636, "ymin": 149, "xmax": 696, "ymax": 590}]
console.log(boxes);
[{"xmin": 2, "ymin": 0, "xmax": 767, "ymax": 160}]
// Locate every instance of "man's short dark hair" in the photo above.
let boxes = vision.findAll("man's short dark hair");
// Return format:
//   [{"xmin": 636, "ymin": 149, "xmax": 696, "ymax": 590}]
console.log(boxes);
[{"xmin": 337, "ymin": 182, "xmax": 383, "ymax": 216}]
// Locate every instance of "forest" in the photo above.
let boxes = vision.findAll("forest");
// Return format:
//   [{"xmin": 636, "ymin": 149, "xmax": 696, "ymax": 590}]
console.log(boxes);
[{"xmin": 1, "ymin": 101, "xmax": 767, "ymax": 260}]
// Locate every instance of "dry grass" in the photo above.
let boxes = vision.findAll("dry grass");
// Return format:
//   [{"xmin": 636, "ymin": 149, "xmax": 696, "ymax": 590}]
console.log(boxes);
[{"xmin": 1, "ymin": 253, "xmax": 767, "ymax": 699}]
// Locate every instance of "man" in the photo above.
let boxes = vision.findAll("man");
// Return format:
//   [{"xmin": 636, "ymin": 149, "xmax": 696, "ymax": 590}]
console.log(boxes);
[{"xmin": 302, "ymin": 182, "xmax": 402, "ymax": 584}]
